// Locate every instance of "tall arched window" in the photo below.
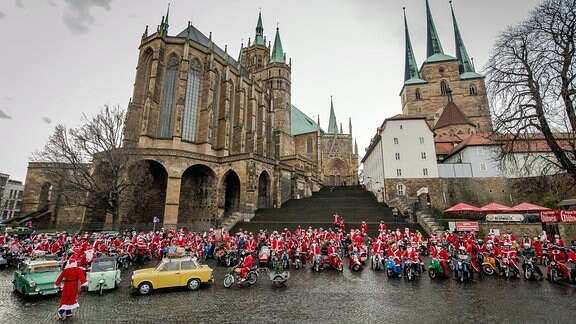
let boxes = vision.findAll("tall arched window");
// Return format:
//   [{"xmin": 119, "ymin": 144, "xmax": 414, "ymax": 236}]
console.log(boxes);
[
  {"xmin": 158, "ymin": 53, "xmax": 179, "ymax": 138},
  {"xmin": 469, "ymin": 83, "xmax": 477, "ymax": 95},
  {"xmin": 182, "ymin": 59, "xmax": 201, "ymax": 142},
  {"xmin": 306, "ymin": 137, "xmax": 313, "ymax": 153},
  {"xmin": 141, "ymin": 49, "xmax": 154, "ymax": 99},
  {"xmin": 210, "ymin": 70, "xmax": 220, "ymax": 145},
  {"xmin": 440, "ymin": 80, "xmax": 449, "ymax": 95},
  {"xmin": 415, "ymin": 88, "xmax": 421, "ymax": 100}
]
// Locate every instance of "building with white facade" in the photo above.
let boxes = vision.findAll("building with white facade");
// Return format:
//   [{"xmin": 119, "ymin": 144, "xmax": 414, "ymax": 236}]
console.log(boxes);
[
  {"xmin": 362, "ymin": 115, "xmax": 438, "ymax": 201},
  {"xmin": 1, "ymin": 179, "xmax": 24, "ymax": 220}
]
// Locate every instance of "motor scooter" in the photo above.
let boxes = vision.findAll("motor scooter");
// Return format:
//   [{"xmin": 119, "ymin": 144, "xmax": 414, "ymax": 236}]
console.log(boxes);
[
  {"xmin": 385, "ymin": 256, "xmax": 402, "ymax": 278},
  {"xmin": 428, "ymin": 258, "xmax": 450, "ymax": 279},
  {"xmin": 349, "ymin": 253, "xmax": 363, "ymax": 271},
  {"xmin": 454, "ymin": 254, "xmax": 473, "ymax": 282}
]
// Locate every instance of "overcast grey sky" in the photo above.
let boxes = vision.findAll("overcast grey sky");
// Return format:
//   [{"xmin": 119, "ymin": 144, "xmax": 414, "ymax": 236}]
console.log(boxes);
[{"xmin": 0, "ymin": 0, "xmax": 542, "ymax": 181}]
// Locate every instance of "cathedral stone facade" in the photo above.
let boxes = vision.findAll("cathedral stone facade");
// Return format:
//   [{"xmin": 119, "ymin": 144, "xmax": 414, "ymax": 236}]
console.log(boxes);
[{"xmin": 18, "ymin": 10, "xmax": 358, "ymax": 230}]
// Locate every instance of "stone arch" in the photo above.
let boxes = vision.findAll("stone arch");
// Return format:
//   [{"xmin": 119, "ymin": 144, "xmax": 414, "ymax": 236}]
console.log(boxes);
[
  {"xmin": 178, "ymin": 164, "xmax": 217, "ymax": 227},
  {"xmin": 38, "ymin": 182, "xmax": 52, "ymax": 212},
  {"xmin": 221, "ymin": 169, "xmax": 241, "ymax": 217},
  {"xmin": 257, "ymin": 170, "xmax": 271, "ymax": 209},
  {"xmin": 325, "ymin": 158, "xmax": 349, "ymax": 186},
  {"xmin": 124, "ymin": 159, "xmax": 168, "ymax": 225}
]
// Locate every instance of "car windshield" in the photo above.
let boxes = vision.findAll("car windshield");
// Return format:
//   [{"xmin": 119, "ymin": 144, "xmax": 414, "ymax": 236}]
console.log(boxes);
[
  {"xmin": 31, "ymin": 264, "xmax": 60, "ymax": 273},
  {"xmin": 91, "ymin": 259, "xmax": 116, "ymax": 272}
]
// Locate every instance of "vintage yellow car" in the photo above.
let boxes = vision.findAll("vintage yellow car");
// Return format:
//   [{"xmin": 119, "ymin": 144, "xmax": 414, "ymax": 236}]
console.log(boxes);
[{"xmin": 129, "ymin": 257, "xmax": 213, "ymax": 295}]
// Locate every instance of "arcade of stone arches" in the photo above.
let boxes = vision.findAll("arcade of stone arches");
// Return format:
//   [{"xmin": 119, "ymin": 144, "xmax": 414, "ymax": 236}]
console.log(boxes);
[{"xmin": 84, "ymin": 159, "xmax": 276, "ymax": 229}]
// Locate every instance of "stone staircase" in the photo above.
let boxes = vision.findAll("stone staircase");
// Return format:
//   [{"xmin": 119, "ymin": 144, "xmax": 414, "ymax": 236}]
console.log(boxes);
[
  {"xmin": 387, "ymin": 196, "xmax": 444, "ymax": 235},
  {"xmin": 230, "ymin": 186, "xmax": 426, "ymax": 238}
]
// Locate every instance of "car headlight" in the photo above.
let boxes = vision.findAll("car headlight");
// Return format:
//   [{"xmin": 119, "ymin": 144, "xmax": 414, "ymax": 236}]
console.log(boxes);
[{"xmin": 29, "ymin": 281, "xmax": 36, "ymax": 288}]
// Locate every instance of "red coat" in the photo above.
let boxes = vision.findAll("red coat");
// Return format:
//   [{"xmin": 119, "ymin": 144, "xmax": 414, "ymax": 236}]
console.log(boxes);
[{"xmin": 55, "ymin": 266, "xmax": 87, "ymax": 309}]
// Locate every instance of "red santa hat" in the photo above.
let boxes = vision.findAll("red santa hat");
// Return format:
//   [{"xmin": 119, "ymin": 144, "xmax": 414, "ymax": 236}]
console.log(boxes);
[{"xmin": 66, "ymin": 256, "xmax": 78, "ymax": 269}]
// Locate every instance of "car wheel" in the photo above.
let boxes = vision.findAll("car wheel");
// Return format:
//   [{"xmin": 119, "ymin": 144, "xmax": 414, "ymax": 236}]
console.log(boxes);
[
  {"xmin": 138, "ymin": 282, "xmax": 152, "ymax": 295},
  {"xmin": 187, "ymin": 278, "xmax": 201, "ymax": 291}
]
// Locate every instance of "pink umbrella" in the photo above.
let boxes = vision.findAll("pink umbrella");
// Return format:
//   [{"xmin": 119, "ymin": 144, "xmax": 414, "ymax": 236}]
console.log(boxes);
[
  {"xmin": 444, "ymin": 203, "xmax": 481, "ymax": 213},
  {"xmin": 480, "ymin": 203, "xmax": 512, "ymax": 212},
  {"xmin": 510, "ymin": 202, "xmax": 551, "ymax": 212}
]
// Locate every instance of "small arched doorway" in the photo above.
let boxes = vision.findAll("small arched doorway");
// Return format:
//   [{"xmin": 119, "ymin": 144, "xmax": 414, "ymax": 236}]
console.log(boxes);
[
  {"xmin": 257, "ymin": 171, "xmax": 270, "ymax": 209},
  {"xmin": 222, "ymin": 170, "xmax": 241, "ymax": 217}
]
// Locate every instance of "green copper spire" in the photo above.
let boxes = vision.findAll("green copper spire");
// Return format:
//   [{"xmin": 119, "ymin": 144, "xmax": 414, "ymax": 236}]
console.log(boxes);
[
  {"xmin": 426, "ymin": 0, "xmax": 444, "ymax": 58},
  {"xmin": 327, "ymin": 96, "xmax": 338, "ymax": 134},
  {"xmin": 269, "ymin": 27, "xmax": 285, "ymax": 64},
  {"xmin": 451, "ymin": 2, "xmax": 473, "ymax": 73},
  {"xmin": 404, "ymin": 8, "xmax": 426, "ymax": 85},
  {"xmin": 255, "ymin": 11, "xmax": 265, "ymax": 46},
  {"xmin": 163, "ymin": 3, "xmax": 170, "ymax": 31}
]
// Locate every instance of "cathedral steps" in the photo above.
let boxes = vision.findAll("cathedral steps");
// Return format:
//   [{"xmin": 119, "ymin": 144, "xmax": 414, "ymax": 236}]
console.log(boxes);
[{"xmin": 230, "ymin": 186, "xmax": 426, "ymax": 238}]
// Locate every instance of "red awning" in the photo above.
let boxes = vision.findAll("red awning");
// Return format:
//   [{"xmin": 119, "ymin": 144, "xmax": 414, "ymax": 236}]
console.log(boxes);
[
  {"xmin": 480, "ymin": 203, "xmax": 512, "ymax": 212},
  {"xmin": 510, "ymin": 202, "xmax": 551, "ymax": 212},
  {"xmin": 444, "ymin": 203, "xmax": 481, "ymax": 213}
]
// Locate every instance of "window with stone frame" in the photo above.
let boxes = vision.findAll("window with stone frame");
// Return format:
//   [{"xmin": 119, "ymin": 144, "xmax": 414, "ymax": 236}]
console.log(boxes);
[
  {"xmin": 306, "ymin": 138, "xmax": 313, "ymax": 153},
  {"xmin": 158, "ymin": 53, "xmax": 180, "ymax": 138},
  {"xmin": 182, "ymin": 59, "xmax": 202, "ymax": 142},
  {"xmin": 397, "ymin": 184, "xmax": 405, "ymax": 196},
  {"xmin": 469, "ymin": 83, "xmax": 477, "ymax": 95},
  {"xmin": 415, "ymin": 88, "xmax": 421, "ymax": 100},
  {"xmin": 440, "ymin": 80, "xmax": 449, "ymax": 95},
  {"xmin": 210, "ymin": 70, "xmax": 220, "ymax": 145}
]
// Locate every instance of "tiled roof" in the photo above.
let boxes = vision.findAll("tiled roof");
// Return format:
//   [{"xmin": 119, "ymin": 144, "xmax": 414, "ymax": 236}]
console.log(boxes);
[{"xmin": 434, "ymin": 101, "xmax": 475, "ymax": 129}]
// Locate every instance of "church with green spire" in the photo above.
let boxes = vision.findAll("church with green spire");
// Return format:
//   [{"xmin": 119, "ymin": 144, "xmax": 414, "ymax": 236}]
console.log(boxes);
[
  {"xmin": 114, "ymin": 9, "xmax": 358, "ymax": 229},
  {"xmin": 400, "ymin": 0, "xmax": 493, "ymax": 136}
]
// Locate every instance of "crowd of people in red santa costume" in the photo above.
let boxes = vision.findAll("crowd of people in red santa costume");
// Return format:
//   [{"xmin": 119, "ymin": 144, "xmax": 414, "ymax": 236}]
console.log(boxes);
[{"xmin": 1, "ymin": 216, "xmax": 575, "ymax": 284}]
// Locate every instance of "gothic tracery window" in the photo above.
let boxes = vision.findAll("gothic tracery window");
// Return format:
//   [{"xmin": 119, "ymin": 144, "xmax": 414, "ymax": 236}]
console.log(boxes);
[
  {"xmin": 158, "ymin": 53, "xmax": 180, "ymax": 138},
  {"xmin": 182, "ymin": 59, "xmax": 201, "ymax": 142}
]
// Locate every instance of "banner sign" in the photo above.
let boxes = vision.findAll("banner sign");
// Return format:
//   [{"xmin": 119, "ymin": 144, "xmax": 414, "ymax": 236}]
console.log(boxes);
[
  {"xmin": 455, "ymin": 221, "xmax": 479, "ymax": 231},
  {"xmin": 540, "ymin": 211, "xmax": 558, "ymax": 223},
  {"xmin": 559, "ymin": 210, "xmax": 576, "ymax": 223},
  {"xmin": 486, "ymin": 214, "xmax": 524, "ymax": 222},
  {"xmin": 539, "ymin": 210, "xmax": 576, "ymax": 223}
]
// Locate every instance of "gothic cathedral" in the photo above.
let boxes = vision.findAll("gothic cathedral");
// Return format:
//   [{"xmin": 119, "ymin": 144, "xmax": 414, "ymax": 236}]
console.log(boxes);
[{"xmin": 116, "ymin": 10, "xmax": 358, "ymax": 229}]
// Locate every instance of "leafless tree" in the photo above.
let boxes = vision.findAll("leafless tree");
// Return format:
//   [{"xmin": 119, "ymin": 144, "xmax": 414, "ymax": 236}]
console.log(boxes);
[
  {"xmin": 486, "ymin": 0, "xmax": 576, "ymax": 182},
  {"xmin": 32, "ymin": 105, "xmax": 152, "ymax": 230}
]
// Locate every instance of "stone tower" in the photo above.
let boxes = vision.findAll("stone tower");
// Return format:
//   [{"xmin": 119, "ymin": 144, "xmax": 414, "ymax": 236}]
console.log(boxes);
[{"xmin": 400, "ymin": 1, "xmax": 492, "ymax": 135}]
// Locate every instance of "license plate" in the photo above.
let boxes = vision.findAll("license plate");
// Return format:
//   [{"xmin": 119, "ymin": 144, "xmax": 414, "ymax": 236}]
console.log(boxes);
[{"xmin": 41, "ymin": 289, "xmax": 58, "ymax": 295}]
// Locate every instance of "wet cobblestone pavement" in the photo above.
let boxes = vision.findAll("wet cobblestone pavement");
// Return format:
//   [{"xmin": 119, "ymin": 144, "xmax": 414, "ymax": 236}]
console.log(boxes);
[{"xmin": 1, "ymin": 259, "xmax": 575, "ymax": 323}]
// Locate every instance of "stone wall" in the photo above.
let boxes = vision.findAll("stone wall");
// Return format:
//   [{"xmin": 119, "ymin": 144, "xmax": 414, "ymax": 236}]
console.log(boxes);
[{"xmin": 385, "ymin": 175, "xmax": 574, "ymax": 211}]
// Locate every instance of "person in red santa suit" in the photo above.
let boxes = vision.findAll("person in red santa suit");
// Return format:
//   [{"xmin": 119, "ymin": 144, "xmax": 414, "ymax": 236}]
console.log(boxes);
[
  {"xmin": 361, "ymin": 222, "xmax": 368, "ymax": 236},
  {"xmin": 402, "ymin": 242, "xmax": 423, "ymax": 274},
  {"xmin": 309, "ymin": 240, "xmax": 321, "ymax": 264},
  {"xmin": 387, "ymin": 242, "xmax": 403, "ymax": 269},
  {"xmin": 54, "ymin": 257, "xmax": 87, "ymax": 319},
  {"xmin": 378, "ymin": 221, "xmax": 387, "ymax": 234},
  {"xmin": 431, "ymin": 243, "xmax": 450, "ymax": 277},
  {"xmin": 552, "ymin": 234, "xmax": 565, "ymax": 248},
  {"xmin": 237, "ymin": 251, "xmax": 253, "ymax": 282},
  {"xmin": 547, "ymin": 245, "xmax": 570, "ymax": 280},
  {"xmin": 327, "ymin": 241, "xmax": 339, "ymax": 267}
]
